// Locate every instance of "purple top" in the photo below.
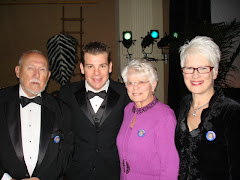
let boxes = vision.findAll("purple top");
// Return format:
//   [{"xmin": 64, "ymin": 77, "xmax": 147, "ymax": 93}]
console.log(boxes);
[{"xmin": 117, "ymin": 97, "xmax": 179, "ymax": 180}]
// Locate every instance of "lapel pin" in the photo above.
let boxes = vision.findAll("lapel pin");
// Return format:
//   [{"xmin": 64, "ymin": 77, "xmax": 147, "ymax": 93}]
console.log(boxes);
[
  {"xmin": 206, "ymin": 131, "xmax": 216, "ymax": 141},
  {"xmin": 138, "ymin": 129, "xmax": 145, "ymax": 137},
  {"xmin": 54, "ymin": 135, "xmax": 61, "ymax": 143}
]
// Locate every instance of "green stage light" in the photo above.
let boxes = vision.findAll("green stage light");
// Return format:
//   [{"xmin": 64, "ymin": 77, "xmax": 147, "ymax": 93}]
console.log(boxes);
[
  {"xmin": 157, "ymin": 32, "xmax": 178, "ymax": 48},
  {"xmin": 124, "ymin": 32, "xmax": 132, "ymax": 40},
  {"xmin": 122, "ymin": 31, "xmax": 133, "ymax": 49},
  {"xmin": 173, "ymin": 32, "xmax": 178, "ymax": 38}
]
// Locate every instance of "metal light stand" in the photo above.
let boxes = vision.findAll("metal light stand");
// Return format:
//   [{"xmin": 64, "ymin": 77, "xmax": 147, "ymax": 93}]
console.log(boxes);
[
  {"xmin": 126, "ymin": 49, "xmax": 132, "ymax": 63},
  {"xmin": 142, "ymin": 44, "xmax": 154, "ymax": 60},
  {"xmin": 120, "ymin": 40, "xmax": 136, "ymax": 63},
  {"xmin": 142, "ymin": 44, "xmax": 169, "ymax": 63},
  {"xmin": 161, "ymin": 47, "xmax": 169, "ymax": 64}
]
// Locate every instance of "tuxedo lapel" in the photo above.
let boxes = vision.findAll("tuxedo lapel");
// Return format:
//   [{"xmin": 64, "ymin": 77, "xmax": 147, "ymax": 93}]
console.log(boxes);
[
  {"xmin": 7, "ymin": 94, "xmax": 25, "ymax": 165},
  {"xmin": 73, "ymin": 81, "xmax": 121, "ymax": 126},
  {"xmin": 35, "ymin": 93, "xmax": 54, "ymax": 169},
  {"xmin": 75, "ymin": 85, "xmax": 95, "ymax": 125},
  {"xmin": 100, "ymin": 86, "xmax": 120, "ymax": 126}
]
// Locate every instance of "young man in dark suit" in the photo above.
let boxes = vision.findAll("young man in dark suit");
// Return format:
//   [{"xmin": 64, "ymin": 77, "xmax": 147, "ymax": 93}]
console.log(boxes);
[
  {"xmin": 0, "ymin": 50, "xmax": 72, "ymax": 180},
  {"xmin": 60, "ymin": 42, "xmax": 130, "ymax": 180}
]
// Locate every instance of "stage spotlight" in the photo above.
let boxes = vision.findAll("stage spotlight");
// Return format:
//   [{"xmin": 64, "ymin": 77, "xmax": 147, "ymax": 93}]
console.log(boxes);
[
  {"xmin": 122, "ymin": 31, "xmax": 133, "ymax": 49},
  {"xmin": 157, "ymin": 32, "xmax": 178, "ymax": 48},
  {"xmin": 173, "ymin": 32, "xmax": 178, "ymax": 38},
  {"xmin": 150, "ymin": 30, "xmax": 159, "ymax": 39},
  {"xmin": 141, "ymin": 30, "xmax": 159, "ymax": 49}
]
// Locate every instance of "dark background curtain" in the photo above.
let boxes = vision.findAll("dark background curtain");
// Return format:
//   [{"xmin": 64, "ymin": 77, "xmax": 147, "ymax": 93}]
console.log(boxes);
[{"xmin": 168, "ymin": 0, "xmax": 211, "ymax": 114}]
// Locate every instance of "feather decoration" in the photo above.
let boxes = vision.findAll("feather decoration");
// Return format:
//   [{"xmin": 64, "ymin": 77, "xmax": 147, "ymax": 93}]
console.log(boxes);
[{"xmin": 47, "ymin": 34, "xmax": 78, "ymax": 85}]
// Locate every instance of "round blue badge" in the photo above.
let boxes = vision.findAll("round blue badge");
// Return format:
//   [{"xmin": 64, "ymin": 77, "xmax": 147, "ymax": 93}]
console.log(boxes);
[
  {"xmin": 54, "ymin": 135, "xmax": 60, "ymax": 143},
  {"xmin": 138, "ymin": 129, "xmax": 145, "ymax": 137},
  {"xmin": 206, "ymin": 131, "xmax": 216, "ymax": 141}
]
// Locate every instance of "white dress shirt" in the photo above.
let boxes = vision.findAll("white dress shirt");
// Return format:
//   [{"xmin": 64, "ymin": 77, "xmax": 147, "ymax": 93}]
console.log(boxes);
[
  {"xmin": 85, "ymin": 80, "xmax": 109, "ymax": 113},
  {"xmin": 20, "ymin": 87, "xmax": 41, "ymax": 176},
  {"xmin": 2, "ymin": 86, "xmax": 41, "ymax": 180}
]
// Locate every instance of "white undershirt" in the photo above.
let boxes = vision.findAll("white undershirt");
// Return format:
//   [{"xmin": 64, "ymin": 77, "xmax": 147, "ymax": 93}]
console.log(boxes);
[
  {"xmin": 2, "ymin": 87, "xmax": 41, "ymax": 179},
  {"xmin": 85, "ymin": 80, "xmax": 109, "ymax": 113}
]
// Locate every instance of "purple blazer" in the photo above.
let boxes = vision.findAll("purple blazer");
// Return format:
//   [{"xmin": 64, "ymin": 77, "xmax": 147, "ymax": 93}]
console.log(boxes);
[{"xmin": 117, "ymin": 97, "xmax": 179, "ymax": 180}]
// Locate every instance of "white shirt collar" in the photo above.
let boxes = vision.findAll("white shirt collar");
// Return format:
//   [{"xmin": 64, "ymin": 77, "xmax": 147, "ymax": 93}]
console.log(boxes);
[{"xmin": 85, "ymin": 79, "xmax": 109, "ymax": 93}]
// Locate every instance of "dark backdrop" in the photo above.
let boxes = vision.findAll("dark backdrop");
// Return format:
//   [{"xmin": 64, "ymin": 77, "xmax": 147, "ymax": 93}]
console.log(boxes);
[{"xmin": 168, "ymin": 0, "xmax": 211, "ymax": 114}]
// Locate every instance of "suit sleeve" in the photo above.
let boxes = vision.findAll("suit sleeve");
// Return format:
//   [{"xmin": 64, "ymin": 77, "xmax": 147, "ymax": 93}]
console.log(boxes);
[
  {"xmin": 58, "ymin": 85, "xmax": 74, "ymax": 176},
  {"xmin": 59, "ymin": 98, "xmax": 73, "ymax": 176}
]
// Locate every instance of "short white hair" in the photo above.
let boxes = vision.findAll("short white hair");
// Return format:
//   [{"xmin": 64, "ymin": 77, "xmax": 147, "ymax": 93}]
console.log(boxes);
[
  {"xmin": 121, "ymin": 59, "xmax": 158, "ymax": 85},
  {"xmin": 18, "ymin": 50, "xmax": 46, "ymax": 66},
  {"xmin": 179, "ymin": 36, "xmax": 221, "ymax": 69}
]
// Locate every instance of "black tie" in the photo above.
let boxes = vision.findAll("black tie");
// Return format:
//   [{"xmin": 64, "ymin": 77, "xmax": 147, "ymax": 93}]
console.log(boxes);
[
  {"xmin": 87, "ymin": 91, "xmax": 107, "ymax": 99},
  {"xmin": 20, "ymin": 96, "xmax": 42, "ymax": 107}
]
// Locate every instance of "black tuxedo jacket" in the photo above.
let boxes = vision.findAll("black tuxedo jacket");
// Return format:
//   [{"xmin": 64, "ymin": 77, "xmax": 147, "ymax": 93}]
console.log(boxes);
[
  {"xmin": 0, "ymin": 85, "xmax": 72, "ymax": 180},
  {"xmin": 60, "ymin": 79, "xmax": 130, "ymax": 180}
]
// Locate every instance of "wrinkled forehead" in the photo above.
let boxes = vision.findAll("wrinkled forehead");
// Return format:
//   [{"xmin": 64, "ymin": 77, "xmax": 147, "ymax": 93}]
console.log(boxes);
[{"xmin": 21, "ymin": 53, "xmax": 49, "ymax": 68}]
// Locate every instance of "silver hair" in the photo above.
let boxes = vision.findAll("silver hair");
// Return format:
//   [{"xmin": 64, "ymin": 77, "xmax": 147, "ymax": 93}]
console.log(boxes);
[
  {"xmin": 18, "ymin": 50, "xmax": 47, "ymax": 67},
  {"xmin": 179, "ymin": 36, "xmax": 221, "ymax": 70},
  {"xmin": 17, "ymin": 50, "xmax": 50, "ymax": 95},
  {"xmin": 121, "ymin": 59, "xmax": 159, "ymax": 85}
]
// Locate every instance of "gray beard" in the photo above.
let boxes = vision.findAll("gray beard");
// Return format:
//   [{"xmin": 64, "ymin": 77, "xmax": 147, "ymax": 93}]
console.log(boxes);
[{"xmin": 20, "ymin": 80, "xmax": 47, "ymax": 96}]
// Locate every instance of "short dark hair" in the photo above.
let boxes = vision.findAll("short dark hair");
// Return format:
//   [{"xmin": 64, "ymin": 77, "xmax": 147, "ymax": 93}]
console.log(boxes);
[{"xmin": 81, "ymin": 41, "xmax": 111, "ymax": 65}]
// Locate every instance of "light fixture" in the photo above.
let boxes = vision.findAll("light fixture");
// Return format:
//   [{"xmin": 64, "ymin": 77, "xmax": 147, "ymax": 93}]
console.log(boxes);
[
  {"xmin": 157, "ymin": 32, "xmax": 178, "ymax": 49},
  {"xmin": 122, "ymin": 31, "xmax": 133, "ymax": 49},
  {"xmin": 150, "ymin": 30, "xmax": 159, "ymax": 39},
  {"xmin": 173, "ymin": 32, "xmax": 179, "ymax": 38},
  {"xmin": 141, "ymin": 30, "xmax": 159, "ymax": 49}
]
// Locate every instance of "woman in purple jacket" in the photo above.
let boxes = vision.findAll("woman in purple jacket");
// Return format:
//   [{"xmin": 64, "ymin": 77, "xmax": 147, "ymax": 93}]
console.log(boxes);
[{"xmin": 117, "ymin": 59, "xmax": 179, "ymax": 180}]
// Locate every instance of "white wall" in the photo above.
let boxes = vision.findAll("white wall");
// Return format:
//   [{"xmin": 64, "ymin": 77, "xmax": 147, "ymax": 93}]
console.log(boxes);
[{"xmin": 117, "ymin": 0, "xmax": 165, "ymax": 102}]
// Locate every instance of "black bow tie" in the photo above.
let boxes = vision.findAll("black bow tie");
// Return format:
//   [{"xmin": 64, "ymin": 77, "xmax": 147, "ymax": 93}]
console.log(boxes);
[
  {"xmin": 20, "ymin": 96, "xmax": 42, "ymax": 107},
  {"xmin": 87, "ymin": 90, "xmax": 107, "ymax": 99}
]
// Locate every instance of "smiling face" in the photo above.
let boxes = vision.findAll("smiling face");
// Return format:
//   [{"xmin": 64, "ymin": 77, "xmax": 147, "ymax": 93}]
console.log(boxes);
[
  {"xmin": 15, "ymin": 52, "xmax": 51, "ymax": 97},
  {"xmin": 183, "ymin": 53, "xmax": 218, "ymax": 97},
  {"xmin": 126, "ymin": 69, "xmax": 157, "ymax": 108},
  {"xmin": 80, "ymin": 52, "xmax": 112, "ymax": 91}
]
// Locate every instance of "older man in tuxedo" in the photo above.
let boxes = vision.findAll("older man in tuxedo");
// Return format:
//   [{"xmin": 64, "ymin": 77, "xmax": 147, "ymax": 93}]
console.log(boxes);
[
  {"xmin": 60, "ymin": 42, "xmax": 130, "ymax": 180},
  {"xmin": 0, "ymin": 50, "xmax": 72, "ymax": 180}
]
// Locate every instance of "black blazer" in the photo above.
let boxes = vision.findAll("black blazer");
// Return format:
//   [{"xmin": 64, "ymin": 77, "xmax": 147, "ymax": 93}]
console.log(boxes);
[
  {"xmin": 0, "ymin": 85, "xmax": 72, "ymax": 180},
  {"xmin": 60, "ymin": 79, "xmax": 130, "ymax": 180},
  {"xmin": 175, "ymin": 87, "xmax": 240, "ymax": 180}
]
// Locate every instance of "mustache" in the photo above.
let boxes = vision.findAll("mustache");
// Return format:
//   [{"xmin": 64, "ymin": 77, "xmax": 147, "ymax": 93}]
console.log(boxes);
[{"xmin": 30, "ymin": 79, "xmax": 41, "ymax": 83}]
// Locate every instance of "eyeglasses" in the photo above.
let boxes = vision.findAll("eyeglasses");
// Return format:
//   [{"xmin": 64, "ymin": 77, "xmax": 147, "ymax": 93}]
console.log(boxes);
[
  {"xmin": 126, "ymin": 81, "xmax": 149, "ymax": 88},
  {"xmin": 181, "ymin": 66, "xmax": 214, "ymax": 74}
]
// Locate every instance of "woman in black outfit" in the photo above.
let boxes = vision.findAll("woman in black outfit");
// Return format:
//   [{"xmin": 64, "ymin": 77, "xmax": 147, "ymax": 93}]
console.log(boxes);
[{"xmin": 175, "ymin": 36, "xmax": 240, "ymax": 180}]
